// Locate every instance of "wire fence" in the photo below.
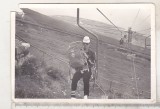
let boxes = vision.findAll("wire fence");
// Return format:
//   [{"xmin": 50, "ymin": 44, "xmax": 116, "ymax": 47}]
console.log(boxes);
[
  {"xmin": 30, "ymin": 41, "xmax": 150, "ymax": 99},
  {"xmin": 30, "ymin": 46, "xmax": 69, "ymax": 74},
  {"xmin": 97, "ymin": 73, "xmax": 151, "ymax": 99},
  {"xmin": 16, "ymin": 34, "xmax": 70, "ymax": 79},
  {"xmin": 16, "ymin": 34, "xmax": 151, "ymax": 99}
]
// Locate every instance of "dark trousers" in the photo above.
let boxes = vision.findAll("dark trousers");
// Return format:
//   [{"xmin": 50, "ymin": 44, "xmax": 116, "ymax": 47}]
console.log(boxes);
[{"xmin": 71, "ymin": 70, "xmax": 91, "ymax": 96}]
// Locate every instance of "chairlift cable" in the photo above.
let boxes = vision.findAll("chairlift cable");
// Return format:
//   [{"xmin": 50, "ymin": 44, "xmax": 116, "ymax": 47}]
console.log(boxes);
[
  {"xmin": 131, "ymin": 9, "xmax": 140, "ymax": 28},
  {"xmin": 134, "ymin": 15, "xmax": 150, "ymax": 27},
  {"xmin": 136, "ymin": 28, "xmax": 151, "ymax": 32},
  {"xmin": 16, "ymin": 34, "xmax": 69, "ymax": 64},
  {"xmin": 139, "ymin": 32, "xmax": 150, "ymax": 36},
  {"xmin": 96, "ymin": 8, "xmax": 122, "ymax": 35},
  {"xmin": 134, "ymin": 32, "xmax": 150, "ymax": 37}
]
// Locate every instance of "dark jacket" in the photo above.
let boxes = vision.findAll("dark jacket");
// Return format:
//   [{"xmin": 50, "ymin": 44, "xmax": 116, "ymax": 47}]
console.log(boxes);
[{"xmin": 86, "ymin": 49, "xmax": 96, "ymax": 71}]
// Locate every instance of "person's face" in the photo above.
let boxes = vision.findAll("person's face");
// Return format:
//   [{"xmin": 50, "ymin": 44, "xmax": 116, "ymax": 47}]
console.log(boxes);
[{"xmin": 83, "ymin": 43, "xmax": 90, "ymax": 51}]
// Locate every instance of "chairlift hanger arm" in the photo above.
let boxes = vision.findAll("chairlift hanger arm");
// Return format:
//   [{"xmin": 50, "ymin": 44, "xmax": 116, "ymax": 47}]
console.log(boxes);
[
  {"xmin": 77, "ymin": 8, "xmax": 99, "ymax": 41},
  {"xmin": 145, "ymin": 35, "xmax": 151, "ymax": 47}
]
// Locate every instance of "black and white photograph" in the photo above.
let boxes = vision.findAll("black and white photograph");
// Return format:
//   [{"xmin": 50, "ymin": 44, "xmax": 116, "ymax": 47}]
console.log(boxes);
[{"xmin": 11, "ymin": 4, "xmax": 156, "ymax": 103}]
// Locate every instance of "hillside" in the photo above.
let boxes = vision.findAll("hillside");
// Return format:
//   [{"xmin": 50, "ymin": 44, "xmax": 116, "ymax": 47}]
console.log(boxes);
[
  {"xmin": 53, "ymin": 15, "xmax": 150, "ymax": 48},
  {"xmin": 15, "ymin": 8, "xmax": 151, "ymax": 99}
]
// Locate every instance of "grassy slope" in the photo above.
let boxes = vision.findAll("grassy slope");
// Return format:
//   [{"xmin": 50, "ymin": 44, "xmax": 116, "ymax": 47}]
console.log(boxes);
[
  {"xmin": 15, "ymin": 8, "xmax": 151, "ymax": 99},
  {"xmin": 53, "ymin": 15, "xmax": 150, "ymax": 54}
]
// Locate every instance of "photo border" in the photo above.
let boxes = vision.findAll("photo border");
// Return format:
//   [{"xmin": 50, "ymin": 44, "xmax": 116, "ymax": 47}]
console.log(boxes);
[{"xmin": 11, "ymin": 3, "xmax": 156, "ymax": 104}]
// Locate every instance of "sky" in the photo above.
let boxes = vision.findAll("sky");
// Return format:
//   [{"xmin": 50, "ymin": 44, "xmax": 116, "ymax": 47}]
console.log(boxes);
[{"xmin": 22, "ymin": 5, "xmax": 152, "ymax": 36}]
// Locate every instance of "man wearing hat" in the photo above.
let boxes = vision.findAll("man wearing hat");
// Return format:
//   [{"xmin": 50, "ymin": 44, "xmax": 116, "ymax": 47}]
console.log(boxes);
[{"xmin": 71, "ymin": 36, "xmax": 96, "ymax": 99}]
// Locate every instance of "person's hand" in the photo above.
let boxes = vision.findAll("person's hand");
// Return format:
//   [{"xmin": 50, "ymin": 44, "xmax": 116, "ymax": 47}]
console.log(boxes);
[{"xmin": 90, "ymin": 74, "xmax": 95, "ymax": 82}]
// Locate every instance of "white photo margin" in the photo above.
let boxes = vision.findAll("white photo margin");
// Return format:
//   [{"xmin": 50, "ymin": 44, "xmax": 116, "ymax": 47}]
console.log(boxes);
[{"xmin": 11, "ymin": 3, "xmax": 156, "ymax": 104}]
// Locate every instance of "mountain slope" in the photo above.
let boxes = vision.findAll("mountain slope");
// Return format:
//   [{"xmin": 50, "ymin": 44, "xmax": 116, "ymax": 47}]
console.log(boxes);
[{"xmin": 15, "ymin": 8, "xmax": 151, "ymax": 99}]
